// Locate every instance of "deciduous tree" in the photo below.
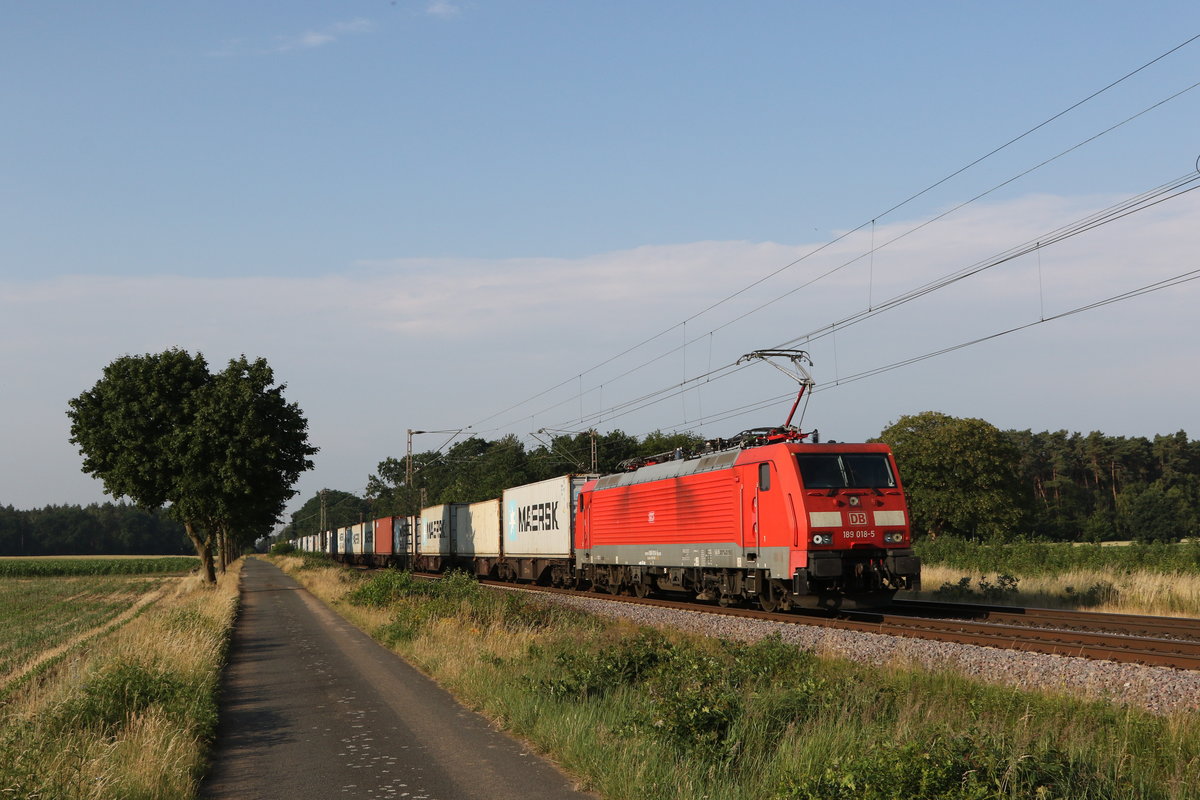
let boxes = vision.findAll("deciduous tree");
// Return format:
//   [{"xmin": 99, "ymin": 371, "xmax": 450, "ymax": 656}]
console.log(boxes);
[
  {"xmin": 876, "ymin": 411, "xmax": 1027, "ymax": 541},
  {"xmin": 67, "ymin": 349, "xmax": 316, "ymax": 581}
]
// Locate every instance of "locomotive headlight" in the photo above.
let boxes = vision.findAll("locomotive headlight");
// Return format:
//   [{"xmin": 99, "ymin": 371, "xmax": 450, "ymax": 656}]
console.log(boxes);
[
  {"xmin": 812, "ymin": 533, "xmax": 832, "ymax": 545},
  {"xmin": 883, "ymin": 532, "xmax": 905, "ymax": 543}
]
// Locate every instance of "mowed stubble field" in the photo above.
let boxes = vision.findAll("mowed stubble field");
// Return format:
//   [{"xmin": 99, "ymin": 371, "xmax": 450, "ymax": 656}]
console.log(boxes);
[
  {"xmin": 0, "ymin": 573, "xmax": 169, "ymax": 685},
  {"xmin": 0, "ymin": 556, "xmax": 238, "ymax": 800}
]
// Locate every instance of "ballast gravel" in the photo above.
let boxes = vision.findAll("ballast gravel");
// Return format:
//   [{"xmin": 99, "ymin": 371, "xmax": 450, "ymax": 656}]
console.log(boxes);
[{"xmin": 525, "ymin": 591, "xmax": 1200, "ymax": 717}]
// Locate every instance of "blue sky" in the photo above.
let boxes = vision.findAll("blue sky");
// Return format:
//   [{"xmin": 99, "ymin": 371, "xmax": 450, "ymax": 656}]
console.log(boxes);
[{"xmin": 3, "ymin": 2, "xmax": 1200, "ymax": 518}]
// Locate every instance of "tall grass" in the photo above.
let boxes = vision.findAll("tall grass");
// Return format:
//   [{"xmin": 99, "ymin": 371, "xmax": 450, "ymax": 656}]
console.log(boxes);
[
  {"xmin": 0, "ymin": 562, "xmax": 240, "ymax": 798},
  {"xmin": 915, "ymin": 537, "xmax": 1200, "ymax": 576},
  {"xmin": 914, "ymin": 538, "xmax": 1200, "ymax": 616},
  {"xmin": 918, "ymin": 564, "xmax": 1200, "ymax": 617},
  {"xmin": 280, "ymin": 561, "xmax": 1200, "ymax": 800}
]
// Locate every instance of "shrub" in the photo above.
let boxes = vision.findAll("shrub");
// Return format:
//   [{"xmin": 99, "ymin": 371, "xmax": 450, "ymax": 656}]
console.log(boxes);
[
  {"xmin": 347, "ymin": 569, "xmax": 416, "ymax": 607},
  {"xmin": 535, "ymin": 629, "xmax": 669, "ymax": 700},
  {"xmin": 932, "ymin": 574, "xmax": 1020, "ymax": 602},
  {"xmin": 774, "ymin": 727, "xmax": 1143, "ymax": 800}
]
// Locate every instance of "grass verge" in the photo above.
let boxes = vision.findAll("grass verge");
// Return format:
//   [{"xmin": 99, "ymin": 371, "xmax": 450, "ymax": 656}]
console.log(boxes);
[
  {"xmin": 0, "ymin": 561, "xmax": 240, "ymax": 799},
  {"xmin": 275, "ymin": 556, "xmax": 1200, "ymax": 800}
]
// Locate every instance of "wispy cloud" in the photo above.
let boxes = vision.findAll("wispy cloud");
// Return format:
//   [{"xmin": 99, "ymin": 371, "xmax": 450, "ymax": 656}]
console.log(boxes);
[
  {"xmin": 210, "ymin": 18, "xmax": 376, "ymax": 57},
  {"xmin": 426, "ymin": 1, "xmax": 462, "ymax": 19},
  {"xmin": 271, "ymin": 18, "xmax": 375, "ymax": 52},
  {"xmin": 4, "ymin": 192, "xmax": 1198, "ymax": 510}
]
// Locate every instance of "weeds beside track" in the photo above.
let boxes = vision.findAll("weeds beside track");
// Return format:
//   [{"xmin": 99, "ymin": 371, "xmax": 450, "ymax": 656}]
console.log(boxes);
[{"xmin": 278, "ymin": 557, "xmax": 1200, "ymax": 800}]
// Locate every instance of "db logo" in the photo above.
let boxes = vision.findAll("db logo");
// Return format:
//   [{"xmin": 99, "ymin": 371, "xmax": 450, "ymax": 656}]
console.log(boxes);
[{"xmin": 848, "ymin": 512, "xmax": 868, "ymax": 526}]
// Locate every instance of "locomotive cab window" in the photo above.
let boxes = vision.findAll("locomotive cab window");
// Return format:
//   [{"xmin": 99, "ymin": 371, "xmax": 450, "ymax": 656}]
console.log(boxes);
[
  {"xmin": 796, "ymin": 453, "xmax": 896, "ymax": 489},
  {"xmin": 758, "ymin": 462, "xmax": 771, "ymax": 491}
]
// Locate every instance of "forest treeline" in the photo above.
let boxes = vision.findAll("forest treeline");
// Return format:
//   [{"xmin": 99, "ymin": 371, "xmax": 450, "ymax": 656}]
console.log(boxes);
[
  {"xmin": 0, "ymin": 503, "xmax": 192, "ymax": 556},
  {"xmin": 285, "ymin": 415, "xmax": 1200, "ymax": 545},
  {"xmin": 16, "ymin": 414, "xmax": 1195, "ymax": 553}
]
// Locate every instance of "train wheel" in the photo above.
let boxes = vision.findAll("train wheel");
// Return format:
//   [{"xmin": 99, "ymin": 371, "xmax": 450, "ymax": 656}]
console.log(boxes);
[
  {"xmin": 633, "ymin": 580, "xmax": 650, "ymax": 598},
  {"xmin": 758, "ymin": 587, "xmax": 778, "ymax": 613},
  {"xmin": 758, "ymin": 579, "xmax": 788, "ymax": 613}
]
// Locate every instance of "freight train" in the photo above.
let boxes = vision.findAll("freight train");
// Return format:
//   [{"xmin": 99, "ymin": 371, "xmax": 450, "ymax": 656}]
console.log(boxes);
[{"xmin": 295, "ymin": 427, "xmax": 920, "ymax": 610}]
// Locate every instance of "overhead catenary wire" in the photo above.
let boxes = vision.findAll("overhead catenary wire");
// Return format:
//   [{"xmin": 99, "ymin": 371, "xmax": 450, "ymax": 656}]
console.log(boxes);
[
  {"xmin": 463, "ymin": 34, "xmax": 1200, "ymax": 438},
  {"xmin": 653, "ymin": 266, "xmax": 1200, "ymax": 437},
  {"xmin": 539, "ymin": 167, "xmax": 1200, "ymax": 435},
  {"xmin": 405, "ymin": 258, "xmax": 1200, "ymax": 479},
  {"xmin": 483, "ymin": 74, "xmax": 1200, "ymax": 440}
]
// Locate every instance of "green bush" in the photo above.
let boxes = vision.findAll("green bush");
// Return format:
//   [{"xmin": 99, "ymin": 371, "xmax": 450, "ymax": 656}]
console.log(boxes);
[
  {"xmin": 535, "ymin": 629, "xmax": 668, "ymax": 700},
  {"xmin": 775, "ymin": 727, "xmax": 1152, "ymax": 800},
  {"xmin": 269, "ymin": 541, "xmax": 296, "ymax": 555},
  {"xmin": 50, "ymin": 661, "xmax": 207, "ymax": 735},
  {"xmin": 347, "ymin": 569, "xmax": 417, "ymax": 607}
]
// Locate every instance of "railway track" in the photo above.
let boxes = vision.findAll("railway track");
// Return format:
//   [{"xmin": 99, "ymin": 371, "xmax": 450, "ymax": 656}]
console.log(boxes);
[
  {"xmin": 474, "ymin": 579, "xmax": 1200, "ymax": 671},
  {"xmin": 890, "ymin": 598, "xmax": 1200, "ymax": 641}
]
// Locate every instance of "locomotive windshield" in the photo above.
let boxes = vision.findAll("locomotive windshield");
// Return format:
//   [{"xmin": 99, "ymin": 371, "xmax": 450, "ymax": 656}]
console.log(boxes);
[{"xmin": 796, "ymin": 453, "xmax": 896, "ymax": 490}]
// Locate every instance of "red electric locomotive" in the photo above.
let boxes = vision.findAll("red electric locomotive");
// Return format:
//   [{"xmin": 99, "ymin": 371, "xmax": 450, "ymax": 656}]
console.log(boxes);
[{"xmin": 573, "ymin": 351, "xmax": 920, "ymax": 609}]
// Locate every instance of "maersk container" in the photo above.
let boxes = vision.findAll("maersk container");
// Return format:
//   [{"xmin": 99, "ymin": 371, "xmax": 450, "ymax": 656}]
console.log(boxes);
[
  {"xmin": 419, "ymin": 504, "xmax": 467, "ymax": 556},
  {"xmin": 459, "ymin": 499, "xmax": 501, "ymax": 558},
  {"xmin": 342, "ymin": 526, "xmax": 353, "ymax": 555},
  {"xmin": 502, "ymin": 475, "xmax": 594, "ymax": 558}
]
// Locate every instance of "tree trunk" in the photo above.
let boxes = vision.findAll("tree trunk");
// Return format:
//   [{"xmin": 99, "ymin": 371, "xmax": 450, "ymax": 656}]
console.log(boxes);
[
  {"xmin": 184, "ymin": 520, "xmax": 217, "ymax": 584},
  {"xmin": 216, "ymin": 525, "xmax": 228, "ymax": 574}
]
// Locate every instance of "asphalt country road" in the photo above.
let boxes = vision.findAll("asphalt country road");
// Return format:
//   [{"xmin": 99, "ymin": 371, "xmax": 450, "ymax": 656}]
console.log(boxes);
[{"xmin": 201, "ymin": 558, "xmax": 592, "ymax": 800}]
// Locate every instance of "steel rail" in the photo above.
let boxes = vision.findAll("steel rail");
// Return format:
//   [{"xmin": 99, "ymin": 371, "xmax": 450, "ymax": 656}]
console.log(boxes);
[
  {"xmin": 475, "ymin": 579, "xmax": 1200, "ymax": 671},
  {"xmin": 890, "ymin": 598, "xmax": 1200, "ymax": 641}
]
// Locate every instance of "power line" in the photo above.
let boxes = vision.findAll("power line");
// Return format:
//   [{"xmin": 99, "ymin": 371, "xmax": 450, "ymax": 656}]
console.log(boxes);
[
  {"xmin": 465, "ymin": 32, "xmax": 1200, "ymax": 436},
  {"xmin": 540, "ymin": 167, "xmax": 1200, "ymax": 434},
  {"xmin": 656, "ymin": 266, "xmax": 1200, "ymax": 435}
]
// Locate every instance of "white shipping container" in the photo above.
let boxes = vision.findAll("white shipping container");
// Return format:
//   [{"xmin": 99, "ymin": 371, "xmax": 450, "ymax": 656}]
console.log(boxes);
[
  {"xmin": 419, "ymin": 504, "xmax": 467, "ymax": 556},
  {"xmin": 460, "ymin": 499, "xmax": 501, "ymax": 557},
  {"xmin": 502, "ymin": 475, "xmax": 594, "ymax": 558}
]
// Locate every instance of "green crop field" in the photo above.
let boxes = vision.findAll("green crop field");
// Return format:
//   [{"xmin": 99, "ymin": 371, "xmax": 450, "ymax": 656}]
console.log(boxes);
[{"xmin": 0, "ymin": 556, "xmax": 198, "ymax": 578}]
